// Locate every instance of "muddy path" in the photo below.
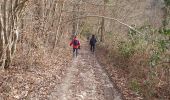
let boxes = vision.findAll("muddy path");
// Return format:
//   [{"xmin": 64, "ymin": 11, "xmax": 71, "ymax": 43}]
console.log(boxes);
[{"xmin": 49, "ymin": 42, "xmax": 123, "ymax": 100}]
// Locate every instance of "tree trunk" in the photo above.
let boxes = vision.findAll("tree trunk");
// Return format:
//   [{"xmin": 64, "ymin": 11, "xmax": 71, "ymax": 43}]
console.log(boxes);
[
  {"xmin": 72, "ymin": 4, "xmax": 76, "ymax": 35},
  {"xmin": 53, "ymin": 0, "xmax": 66, "ymax": 49},
  {"xmin": 100, "ymin": 17, "xmax": 105, "ymax": 42},
  {"xmin": 0, "ymin": 0, "xmax": 27, "ymax": 69},
  {"xmin": 100, "ymin": 0, "xmax": 106, "ymax": 42}
]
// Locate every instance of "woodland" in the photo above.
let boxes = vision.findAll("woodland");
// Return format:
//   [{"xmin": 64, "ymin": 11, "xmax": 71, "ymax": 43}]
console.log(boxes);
[{"xmin": 0, "ymin": 0, "xmax": 169, "ymax": 100}]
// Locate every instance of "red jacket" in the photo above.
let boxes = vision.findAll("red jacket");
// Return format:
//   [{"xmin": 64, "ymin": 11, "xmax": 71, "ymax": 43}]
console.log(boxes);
[{"xmin": 70, "ymin": 38, "xmax": 80, "ymax": 49}]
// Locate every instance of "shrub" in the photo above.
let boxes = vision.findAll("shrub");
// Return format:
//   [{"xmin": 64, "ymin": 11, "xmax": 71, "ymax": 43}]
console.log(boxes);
[
  {"xmin": 119, "ymin": 41, "xmax": 135, "ymax": 58},
  {"xmin": 130, "ymin": 79, "xmax": 141, "ymax": 94},
  {"xmin": 164, "ymin": 0, "xmax": 170, "ymax": 6}
]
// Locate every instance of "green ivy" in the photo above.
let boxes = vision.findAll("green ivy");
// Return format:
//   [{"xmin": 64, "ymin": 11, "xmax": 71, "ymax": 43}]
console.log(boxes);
[
  {"xmin": 164, "ymin": 0, "xmax": 170, "ymax": 6},
  {"xmin": 149, "ymin": 51, "xmax": 160, "ymax": 67},
  {"xmin": 130, "ymin": 79, "xmax": 141, "ymax": 93},
  {"xmin": 159, "ymin": 28, "xmax": 170, "ymax": 35},
  {"xmin": 158, "ymin": 40, "xmax": 168, "ymax": 52},
  {"xmin": 119, "ymin": 42, "xmax": 135, "ymax": 58}
]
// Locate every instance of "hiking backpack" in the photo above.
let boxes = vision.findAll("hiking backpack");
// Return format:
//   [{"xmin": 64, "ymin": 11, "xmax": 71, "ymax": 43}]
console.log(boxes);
[{"xmin": 73, "ymin": 40, "xmax": 79, "ymax": 46}]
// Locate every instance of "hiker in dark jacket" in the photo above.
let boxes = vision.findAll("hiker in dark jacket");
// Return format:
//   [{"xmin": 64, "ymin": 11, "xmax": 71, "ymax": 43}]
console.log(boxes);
[
  {"xmin": 70, "ymin": 36, "xmax": 80, "ymax": 57},
  {"xmin": 90, "ymin": 35, "xmax": 97, "ymax": 52}
]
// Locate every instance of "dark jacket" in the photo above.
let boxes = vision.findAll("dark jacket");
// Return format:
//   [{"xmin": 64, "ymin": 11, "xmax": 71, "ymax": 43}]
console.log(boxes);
[{"xmin": 90, "ymin": 37, "xmax": 97, "ymax": 45}]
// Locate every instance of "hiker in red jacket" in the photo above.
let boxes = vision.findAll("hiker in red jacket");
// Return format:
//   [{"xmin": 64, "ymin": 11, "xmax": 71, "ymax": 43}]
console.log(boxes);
[{"xmin": 70, "ymin": 36, "xmax": 80, "ymax": 57}]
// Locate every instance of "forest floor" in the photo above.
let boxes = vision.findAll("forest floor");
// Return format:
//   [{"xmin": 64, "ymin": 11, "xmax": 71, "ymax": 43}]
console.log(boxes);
[{"xmin": 0, "ymin": 41, "xmax": 123, "ymax": 100}]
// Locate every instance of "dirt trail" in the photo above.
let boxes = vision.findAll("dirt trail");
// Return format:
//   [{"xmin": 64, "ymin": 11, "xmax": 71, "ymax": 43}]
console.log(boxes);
[{"xmin": 50, "ymin": 42, "xmax": 123, "ymax": 100}]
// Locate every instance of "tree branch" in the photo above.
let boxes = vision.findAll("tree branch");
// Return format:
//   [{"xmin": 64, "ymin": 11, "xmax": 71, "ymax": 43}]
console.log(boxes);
[{"xmin": 61, "ymin": 15, "xmax": 143, "ymax": 35}]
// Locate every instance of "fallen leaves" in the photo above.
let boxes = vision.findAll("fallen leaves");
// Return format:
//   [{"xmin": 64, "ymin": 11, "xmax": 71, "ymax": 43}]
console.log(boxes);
[{"xmin": 0, "ymin": 42, "xmax": 72, "ymax": 99}]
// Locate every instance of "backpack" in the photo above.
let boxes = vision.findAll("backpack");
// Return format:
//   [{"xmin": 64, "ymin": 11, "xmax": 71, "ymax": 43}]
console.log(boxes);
[
  {"xmin": 90, "ymin": 38, "xmax": 96, "ymax": 45},
  {"xmin": 73, "ymin": 40, "xmax": 79, "ymax": 46}
]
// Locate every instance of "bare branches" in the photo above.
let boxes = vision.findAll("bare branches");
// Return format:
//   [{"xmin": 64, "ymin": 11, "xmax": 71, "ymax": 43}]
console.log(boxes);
[
  {"xmin": 0, "ymin": 0, "xmax": 28, "ymax": 69},
  {"xmin": 61, "ymin": 15, "xmax": 143, "ymax": 35}
]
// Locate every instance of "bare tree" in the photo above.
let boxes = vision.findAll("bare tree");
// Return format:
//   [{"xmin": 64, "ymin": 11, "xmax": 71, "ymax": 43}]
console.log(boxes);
[{"xmin": 0, "ymin": 0, "xmax": 28, "ymax": 69}]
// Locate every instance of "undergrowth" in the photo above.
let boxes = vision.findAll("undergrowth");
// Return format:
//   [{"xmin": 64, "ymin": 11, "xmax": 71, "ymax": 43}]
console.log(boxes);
[
  {"xmin": 120, "ymin": 25, "xmax": 169, "ymax": 99},
  {"xmin": 97, "ymin": 24, "xmax": 170, "ymax": 99}
]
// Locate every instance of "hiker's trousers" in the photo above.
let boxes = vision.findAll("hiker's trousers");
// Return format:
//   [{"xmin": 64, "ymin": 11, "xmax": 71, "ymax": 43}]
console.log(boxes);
[
  {"xmin": 90, "ymin": 44, "xmax": 95, "ymax": 52},
  {"xmin": 73, "ymin": 48, "xmax": 78, "ymax": 57}
]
